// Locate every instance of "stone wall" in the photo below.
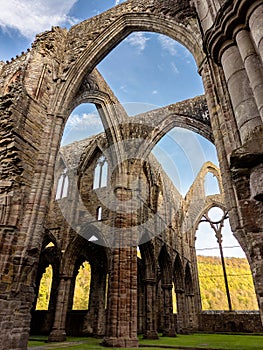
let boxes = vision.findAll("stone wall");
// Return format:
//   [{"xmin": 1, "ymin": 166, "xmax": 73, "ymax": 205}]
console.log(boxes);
[
  {"xmin": 0, "ymin": 0, "xmax": 262, "ymax": 349},
  {"xmin": 199, "ymin": 311, "xmax": 263, "ymax": 333}
]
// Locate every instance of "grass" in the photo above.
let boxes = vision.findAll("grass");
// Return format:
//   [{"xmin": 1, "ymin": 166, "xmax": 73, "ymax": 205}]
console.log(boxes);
[
  {"xmin": 28, "ymin": 333, "xmax": 263, "ymax": 350},
  {"xmin": 28, "ymin": 336, "xmax": 163, "ymax": 350},
  {"xmin": 140, "ymin": 333, "xmax": 263, "ymax": 349}
]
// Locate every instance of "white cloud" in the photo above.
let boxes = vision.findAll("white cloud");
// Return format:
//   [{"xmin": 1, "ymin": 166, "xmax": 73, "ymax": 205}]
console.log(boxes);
[
  {"xmin": 67, "ymin": 112, "xmax": 103, "ymax": 130},
  {"xmin": 120, "ymin": 85, "xmax": 128, "ymax": 93},
  {"xmin": 62, "ymin": 112, "xmax": 104, "ymax": 145},
  {"xmin": 125, "ymin": 32, "xmax": 150, "ymax": 52},
  {"xmin": 115, "ymin": 0, "xmax": 126, "ymax": 5},
  {"xmin": 158, "ymin": 34, "xmax": 178, "ymax": 56},
  {"xmin": 171, "ymin": 62, "xmax": 179, "ymax": 74},
  {"xmin": 0, "ymin": 0, "xmax": 78, "ymax": 39},
  {"xmin": 152, "ymin": 90, "xmax": 158, "ymax": 95}
]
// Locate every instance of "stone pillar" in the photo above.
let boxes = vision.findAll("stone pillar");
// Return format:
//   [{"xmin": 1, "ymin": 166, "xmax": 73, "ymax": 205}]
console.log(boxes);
[
  {"xmin": 137, "ymin": 263, "xmax": 144, "ymax": 334},
  {"xmin": 248, "ymin": 232, "xmax": 263, "ymax": 326},
  {"xmin": 175, "ymin": 290, "xmax": 187, "ymax": 334},
  {"xmin": 161, "ymin": 284, "xmax": 176, "ymax": 337},
  {"xmin": 143, "ymin": 279, "xmax": 159, "ymax": 339},
  {"xmin": 47, "ymin": 266, "xmax": 60, "ymax": 332},
  {"xmin": 66, "ymin": 273, "xmax": 76, "ymax": 312},
  {"xmin": 48, "ymin": 276, "xmax": 72, "ymax": 342},
  {"xmin": 102, "ymin": 161, "xmax": 145, "ymax": 347},
  {"xmin": 230, "ymin": 127, "xmax": 263, "ymax": 325},
  {"xmin": 185, "ymin": 294, "xmax": 196, "ymax": 332},
  {"xmin": 0, "ymin": 237, "xmax": 36, "ymax": 350},
  {"xmin": 249, "ymin": 4, "xmax": 263, "ymax": 61},
  {"xmin": 236, "ymin": 29, "xmax": 263, "ymax": 120},
  {"xmin": 84, "ymin": 267, "xmax": 106, "ymax": 336},
  {"xmin": 221, "ymin": 45, "xmax": 261, "ymax": 143},
  {"xmin": 103, "ymin": 246, "xmax": 138, "ymax": 347}
]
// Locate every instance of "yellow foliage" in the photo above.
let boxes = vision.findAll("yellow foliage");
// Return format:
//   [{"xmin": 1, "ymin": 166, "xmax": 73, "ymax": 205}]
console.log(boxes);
[
  {"xmin": 36, "ymin": 265, "xmax": 52, "ymax": 310},
  {"xmin": 73, "ymin": 261, "xmax": 91, "ymax": 310},
  {"xmin": 197, "ymin": 256, "xmax": 258, "ymax": 311}
]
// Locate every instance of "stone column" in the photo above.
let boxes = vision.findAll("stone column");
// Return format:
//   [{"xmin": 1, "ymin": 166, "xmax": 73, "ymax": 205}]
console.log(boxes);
[
  {"xmin": 248, "ymin": 233, "xmax": 263, "ymax": 318},
  {"xmin": 103, "ymin": 184, "xmax": 138, "ymax": 347},
  {"xmin": 230, "ymin": 136, "xmax": 263, "ymax": 326},
  {"xmin": 161, "ymin": 284, "xmax": 176, "ymax": 337},
  {"xmin": 221, "ymin": 45, "xmax": 261, "ymax": 143},
  {"xmin": 48, "ymin": 276, "xmax": 72, "ymax": 342},
  {"xmin": 84, "ymin": 267, "xmax": 106, "ymax": 336},
  {"xmin": 137, "ymin": 264, "xmax": 144, "ymax": 334},
  {"xmin": 236, "ymin": 29, "xmax": 263, "ymax": 120},
  {"xmin": 66, "ymin": 273, "xmax": 76, "ymax": 312},
  {"xmin": 249, "ymin": 233, "xmax": 263, "ymax": 326},
  {"xmin": 143, "ymin": 279, "xmax": 159, "ymax": 339},
  {"xmin": 185, "ymin": 294, "xmax": 196, "ymax": 333},
  {"xmin": 103, "ymin": 160, "xmax": 141, "ymax": 348},
  {"xmin": 103, "ymin": 246, "xmax": 138, "ymax": 347},
  {"xmin": 229, "ymin": 12, "xmax": 263, "ymax": 325},
  {"xmin": 249, "ymin": 4, "xmax": 263, "ymax": 61},
  {"xmin": 175, "ymin": 290, "xmax": 187, "ymax": 334}
]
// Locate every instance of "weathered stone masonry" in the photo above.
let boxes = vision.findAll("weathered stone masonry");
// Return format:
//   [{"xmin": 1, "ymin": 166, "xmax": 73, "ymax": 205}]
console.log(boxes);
[{"xmin": 0, "ymin": 0, "xmax": 262, "ymax": 349}]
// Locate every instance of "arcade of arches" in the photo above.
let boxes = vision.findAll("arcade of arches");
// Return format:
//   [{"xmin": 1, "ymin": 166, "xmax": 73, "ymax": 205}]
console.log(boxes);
[{"xmin": 0, "ymin": 0, "xmax": 263, "ymax": 349}]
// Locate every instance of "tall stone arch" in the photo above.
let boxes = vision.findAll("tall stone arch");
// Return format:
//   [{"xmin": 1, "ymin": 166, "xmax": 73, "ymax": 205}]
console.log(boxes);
[
  {"xmin": 52, "ymin": 2, "xmax": 204, "ymax": 116},
  {"xmin": 0, "ymin": 1, "xmax": 262, "ymax": 349}
]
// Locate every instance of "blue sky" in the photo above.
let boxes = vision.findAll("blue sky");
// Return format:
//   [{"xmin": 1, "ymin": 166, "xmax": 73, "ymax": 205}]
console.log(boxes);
[{"xmin": 0, "ymin": 0, "xmax": 245, "ymax": 258}]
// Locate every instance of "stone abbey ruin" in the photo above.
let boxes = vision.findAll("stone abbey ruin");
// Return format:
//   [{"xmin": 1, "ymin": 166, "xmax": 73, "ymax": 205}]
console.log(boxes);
[{"xmin": 0, "ymin": 0, "xmax": 263, "ymax": 349}]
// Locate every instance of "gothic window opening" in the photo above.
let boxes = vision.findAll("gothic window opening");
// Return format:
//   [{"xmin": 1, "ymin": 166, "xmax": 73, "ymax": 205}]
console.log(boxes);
[
  {"xmin": 137, "ymin": 246, "xmax": 142, "ymax": 259},
  {"xmin": 93, "ymin": 155, "xmax": 108, "ymax": 189},
  {"xmin": 105, "ymin": 273, "xmax": 109, "ymax": 310},
  {"xmin": 172, "ymin": 282, "xmax": 177, "ymax": 313},
  {"xmin": 56, "ymin": 169, "xmax": 69, "ymax": 199},
  {"xmin": 45, "ymin": 242, "xmax": 55, "ymax": 249},
  {"xmin": 204, "ymin": 172, "xmax": 220, "ymax": 196},
  {"xmin": 73, "ymin": 261, "xmax": 91, "ymax": 310},
  {"xmin": 195, "ymin": 207, "xmax": 258, "ymax": 311},
  {"xmin": 35, "ymin": 265, "xmax": 53, "ymax": 310}
]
